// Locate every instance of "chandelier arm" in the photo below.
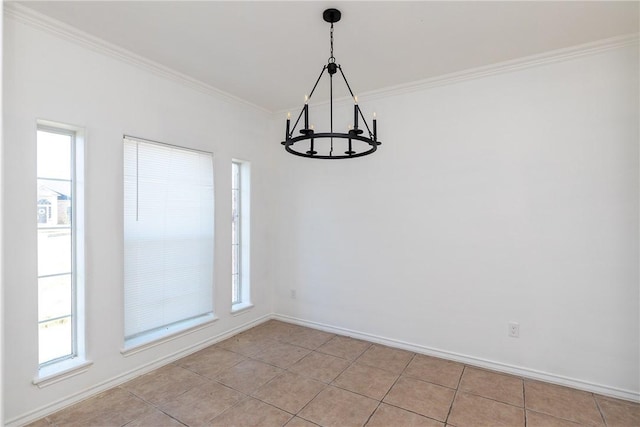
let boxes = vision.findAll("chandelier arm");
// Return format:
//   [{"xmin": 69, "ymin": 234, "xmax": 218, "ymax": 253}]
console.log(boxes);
[
  {"xmin": 358, "ymin": 106, "xmax": 374, "ymax": 139},
  {"xmin": 289, "ymin": 65, "xmax": 327, "ymax": 137},
  {"xmin": 337, "ymin": 65, "xmax": 374, "ymax": 138},
  {"xmin": 289, "ymin": 108, "xmax": 304, "ymax": 138},
  {"xmin": 337, "ymin": 65, "xmax": 356, "ymax": 98},
  {"xmin": 290, "ymin": 66, "xmax": 326, "ymax": 137},
  {"xmin": 308, "ymin": 65, "xmax": 327, "ymax": 102}
]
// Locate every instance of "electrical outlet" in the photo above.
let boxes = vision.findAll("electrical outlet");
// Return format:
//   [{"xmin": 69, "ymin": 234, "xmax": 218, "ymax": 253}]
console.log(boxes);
[
  {"xmin": 290, "ymin": 289, "xmax": 297, "ymax": 299},
  {"xmin": 508, "ymin": 322, "xmax": 520, "ymax": 338}
]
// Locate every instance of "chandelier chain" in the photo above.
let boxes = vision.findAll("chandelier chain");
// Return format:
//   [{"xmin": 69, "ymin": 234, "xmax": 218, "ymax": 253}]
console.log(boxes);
[{"xmin": 329, "ymin": 23, "xmax": 335, "ymax": 63}]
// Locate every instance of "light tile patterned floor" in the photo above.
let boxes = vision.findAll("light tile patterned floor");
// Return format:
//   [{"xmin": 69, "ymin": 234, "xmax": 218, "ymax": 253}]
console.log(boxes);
[{"xmin": 28, "ymin": 320, "xmax": 640, "ymax": 427}]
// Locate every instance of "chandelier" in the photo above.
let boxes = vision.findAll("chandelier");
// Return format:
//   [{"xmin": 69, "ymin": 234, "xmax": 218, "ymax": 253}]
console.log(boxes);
[{"xmin": 281, "ymin": 8, "xmax": 381, "ymax": 159}]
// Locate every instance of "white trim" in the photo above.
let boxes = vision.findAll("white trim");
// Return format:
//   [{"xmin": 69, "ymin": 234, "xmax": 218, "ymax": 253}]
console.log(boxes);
[
  {"xmin": 0, "ymin": 4, "xmax": 4, "ymax": 424},
  {"xmin": 231, "ymin": 302, "xmax": 254, "ymax": 315},
  {"xmin": 3, "ymin": 2, "xmax": 270, "ymax": 115},
  {"xmin": 273, "ymin": 314, "xmax": 640, "ymax": 403},
  {"xmin": 33, "ymin": 359, "xmax": 93, "ymax": 388},
  {"xmin": 276, "ymin": 32, "xmax": 640, "ymax": 114},
  {"xmin": 121, "ymin": 314, "xmax": 218, "ymax": 357},
  {"xmin": 359, "ymin": 33, "xmax": 639, "ymax": 104},
  {"xmin": 6, "ymin": 314, "xmax": 271, "ymax": 427}
]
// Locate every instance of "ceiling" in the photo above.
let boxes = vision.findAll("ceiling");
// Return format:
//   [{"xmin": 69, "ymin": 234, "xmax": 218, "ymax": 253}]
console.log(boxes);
[{"xmin": 14, "ymin": 1, "xmax": 640, "ymax": 112}]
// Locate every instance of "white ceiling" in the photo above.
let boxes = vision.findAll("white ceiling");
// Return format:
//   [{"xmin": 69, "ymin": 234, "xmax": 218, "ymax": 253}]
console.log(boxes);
[{"xmin": 15, "ymin": 1, "xmax": 640, "ymax": 112}]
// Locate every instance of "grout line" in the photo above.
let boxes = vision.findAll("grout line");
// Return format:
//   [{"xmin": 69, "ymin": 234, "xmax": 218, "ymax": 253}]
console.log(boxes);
[
  {"xmin": 154, "ymin": 410, "xmax": 188, "ymax": 427},
  {"xmin": 379, "ymin": 401, "xmax": 447, "ymax": 425},
  {"xmin": 364, "ymin": 353, "xmax": 458, "ymax": 424},
  {"xmin": 291, "ymin": 366, "xmax": 333, "ymax": 420},
  {"xmin": 455, "ymin": 364, "xmax": 465, "ymax": 389},
  {"xmin": 523, "ymin": 378, "xmax": 527, "ymax": 427},
  {"xmin": 593, "ymin": 392, "xmax": 608, "ymax": 426},
  {"xmin": 444, "ymin": 365, "xmax": 464, "ymax": 425},
  {"xmin": 379, "ymin": 367, "xmax": 405, "ymax": 403},
  {"xmin": 118, "ymin": 386, "xmax": 188, "ymax": 426},
  {"xmin": 363, "ymin": 401, "xmax": 382, "ymax": 426},
  {"xmin": 525, "ymin": 409, "xmax": 600, "ymax": 426},
  {"xmin": 456, "ymin": 390, "xmax": 527, "ymax": 409},
  {"xmin": 205, "ymin": 395, "xmax": 252, "ymax": 424}
]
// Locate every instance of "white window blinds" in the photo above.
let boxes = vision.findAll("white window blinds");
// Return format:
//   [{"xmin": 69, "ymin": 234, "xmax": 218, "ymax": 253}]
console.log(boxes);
[{"xmin": 123, "ymin": 137, "xmax": 214, "ymax": 341}]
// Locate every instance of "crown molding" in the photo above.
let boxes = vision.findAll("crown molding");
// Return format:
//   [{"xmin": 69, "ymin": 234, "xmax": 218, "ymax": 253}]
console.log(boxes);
[
  {"xmin": 5, "ymin": 2, "xmax": 637, "ymax": 116},
  {"xmin": 362, "ymin": 32, "xmax": 639, "ymax": 103},
  {"xmin": 276, "ymin": 32, "xmax": 639, "ymax": 115},
  {"xmin": 4, "ymin": 2, "xmax": 271, "ymax": 115}
]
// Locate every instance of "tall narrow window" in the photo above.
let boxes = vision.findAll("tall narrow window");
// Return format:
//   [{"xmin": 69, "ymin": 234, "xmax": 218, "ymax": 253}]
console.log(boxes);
[
  {"xmin": 37, "ymin": 124, "xmax": 84, "ymax": 367},
  {"xmin": 232, "ymin": 160, "xmax": 251, "ymax": 311},
  {"xmin": 124, "ymin": 137, "xmax": 214, "ymax": 348}
]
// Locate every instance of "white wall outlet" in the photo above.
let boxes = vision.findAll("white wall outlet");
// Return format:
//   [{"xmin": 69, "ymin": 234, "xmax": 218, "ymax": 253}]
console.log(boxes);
[
  {"xmin": 290, "ymin": 289, "xmax": 297, "ymax": 299},
  {"xmin": 508, "ymin": 322, "xmax": 520, "ymax": 338}
]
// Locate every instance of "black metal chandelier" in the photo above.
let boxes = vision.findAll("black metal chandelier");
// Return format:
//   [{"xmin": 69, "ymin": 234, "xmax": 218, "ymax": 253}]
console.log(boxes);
[{"xmin": 281, "ymin": 8, "xmax": 380, "ymax": 159}]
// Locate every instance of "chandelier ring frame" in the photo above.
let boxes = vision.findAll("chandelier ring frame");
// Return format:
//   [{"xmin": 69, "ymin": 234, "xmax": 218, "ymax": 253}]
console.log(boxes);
[{"xmin": 283, "ymin": 133, "xmax": 379, "ymax": 160}]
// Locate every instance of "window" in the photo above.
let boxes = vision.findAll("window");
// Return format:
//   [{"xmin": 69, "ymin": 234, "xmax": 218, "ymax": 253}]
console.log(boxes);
[
  {"xmin": 37, "ymin": 124, "xmax": 84, "ymax": 368},
  {"xmin": 123, "ymin": 137, "xmax": 214, "ymax": 348},
  {"xmin": 232, "ymin": 160, "xmax": 251, "ymax": 311}
]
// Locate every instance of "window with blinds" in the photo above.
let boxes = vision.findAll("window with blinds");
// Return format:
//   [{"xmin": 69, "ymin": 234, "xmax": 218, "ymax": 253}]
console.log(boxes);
[{"xmin": 123, "ymin": 136, "xmax": 214, "ymax": 346}]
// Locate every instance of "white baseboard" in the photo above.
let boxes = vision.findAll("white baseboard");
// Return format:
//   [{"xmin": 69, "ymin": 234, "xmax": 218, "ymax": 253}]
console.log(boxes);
[
  {"xmin": 8, "ymin": 312, "xmax": 639, "ymax": 426},
  {"xmin": 273, "ymin": 314, "xmax": 640, "ymax": 403},
  {"xmin": 6, "ymin": 314, "xmax": 271, "ymax": 427}
]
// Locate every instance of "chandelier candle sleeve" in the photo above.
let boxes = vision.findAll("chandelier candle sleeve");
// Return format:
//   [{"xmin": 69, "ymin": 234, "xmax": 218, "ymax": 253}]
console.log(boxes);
[
  {"xmin": 373, "ymin": 112, "xmax": 377, "ymax": 142},
  {"xmin": 307, "ymin": 124, "xmax": 317, "ymax": 155},
  {"xmin": 304, "ymin": 95, "xmax": 309, "ymax": 130},
  {"xmin": 286, "ymin": 112, "xmax": 291, "ymax": 139},
  {"xmin": 354, "ymin": 96, "xmax": 359, "ymax": 129}
]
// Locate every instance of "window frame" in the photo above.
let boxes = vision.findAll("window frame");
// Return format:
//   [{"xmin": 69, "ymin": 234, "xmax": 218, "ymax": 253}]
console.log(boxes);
[
  {"xmin": 35, "ymin": 120, "xmax": 87, "ymax": 380},
  {"xmin": 231, "ymin": 159, "xmax": 251, "ymax": 313}
]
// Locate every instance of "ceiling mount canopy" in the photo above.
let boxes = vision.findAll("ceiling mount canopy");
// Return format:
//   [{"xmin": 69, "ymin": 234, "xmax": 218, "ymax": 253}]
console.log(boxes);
[{"xmin": 281, "ymin": 8, "xmax": 381, "ymax": 159}]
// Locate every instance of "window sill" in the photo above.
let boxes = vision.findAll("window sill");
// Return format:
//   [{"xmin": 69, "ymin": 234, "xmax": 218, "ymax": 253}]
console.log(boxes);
[
  {"xmin": 231, "ymin": 302, "xmax": 254, "ymax": 315},
  {"xmin": 121, "ymin": 313, "xmax": 218, "ymax": 357},
  {"xmin": 33, "ymin": 358, "xmax": 93, "ymax": 388}
]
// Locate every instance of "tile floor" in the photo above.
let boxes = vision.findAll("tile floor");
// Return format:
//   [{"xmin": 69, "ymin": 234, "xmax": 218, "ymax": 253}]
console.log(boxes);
[{"xmin": 28, "ymin": 320, "xmax": 639, "ymax": 427}]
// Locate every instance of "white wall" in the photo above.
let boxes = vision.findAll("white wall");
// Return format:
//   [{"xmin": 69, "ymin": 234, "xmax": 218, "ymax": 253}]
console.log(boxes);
[
  {"xmin": 273, "ymin": 44, "xmax": 639, "ymax": 398},
  {"xmin": 3, "ymin": 15, "xmax": 275, "ymax": 424}
]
